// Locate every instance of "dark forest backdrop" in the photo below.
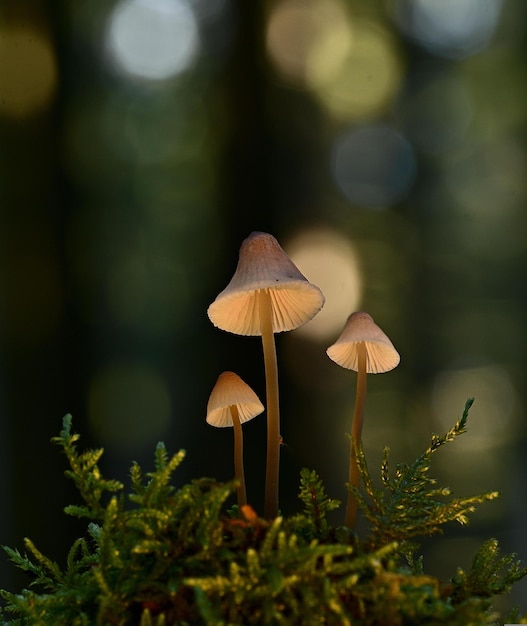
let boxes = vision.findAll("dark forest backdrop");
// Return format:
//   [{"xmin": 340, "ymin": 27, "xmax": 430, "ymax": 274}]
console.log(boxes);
[{"xmin": 1, "ymin": 0, "xmax": 526, "ymax": 608}]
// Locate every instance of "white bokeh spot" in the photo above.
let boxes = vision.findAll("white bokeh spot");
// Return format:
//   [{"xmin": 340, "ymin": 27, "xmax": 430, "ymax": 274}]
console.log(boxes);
[{"xmin": 105, "ymin": 0, "xmax": 200, "ymax": 80}]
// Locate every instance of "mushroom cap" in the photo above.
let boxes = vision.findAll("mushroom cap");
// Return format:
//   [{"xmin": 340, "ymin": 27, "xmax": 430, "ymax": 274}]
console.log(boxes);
[
  {"xmin": 207, "ymin": 231, "xmax": 325, "ymax": 336},
  {"xmin": 326, "ymin": 311, "xmax": 400, "ymax": 374},
  {"xmin": 206, "ymin": 371, "xmax": 265, "ymax": 428}
]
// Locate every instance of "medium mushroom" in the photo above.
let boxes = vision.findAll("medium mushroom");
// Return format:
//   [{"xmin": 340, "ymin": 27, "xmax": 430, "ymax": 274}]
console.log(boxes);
[
  {"xmin": 326, "ymin": 311, "xmax": 400, "ymax": 528},
  {"xmin": 207, "ymin": 371, "xmax": 264, "ymax": 507},
  {"xmin": 207, "ymin": 231, "xmax": 325, "ymax": 518}
]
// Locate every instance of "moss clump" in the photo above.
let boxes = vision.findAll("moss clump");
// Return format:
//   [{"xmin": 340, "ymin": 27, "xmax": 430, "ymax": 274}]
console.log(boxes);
[{"xmin": 2, "ymin": 405, "xmax": 526, "ymax": 625}]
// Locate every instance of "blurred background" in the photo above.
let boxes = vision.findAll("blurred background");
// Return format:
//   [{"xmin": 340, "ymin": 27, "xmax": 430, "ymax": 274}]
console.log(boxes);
[{"xmin": 1, "ymin": 0, "xmax": 526, "ymax": 609}]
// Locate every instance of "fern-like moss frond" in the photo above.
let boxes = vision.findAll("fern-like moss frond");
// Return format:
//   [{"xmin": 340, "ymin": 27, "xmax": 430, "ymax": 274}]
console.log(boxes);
[
  {"xmin": 355, "ymin": 399, "xmax": 500, "ymax": 551},
  {"xmin": 1, "ymin": 410, "xmax": 525, "ymax": 625}
]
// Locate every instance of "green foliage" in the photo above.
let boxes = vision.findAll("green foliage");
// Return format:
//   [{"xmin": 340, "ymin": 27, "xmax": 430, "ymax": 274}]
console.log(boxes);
[
  {"xmin": 51, "ymin": 414, "xmax": 124, "ymax": 521},
  {"xmin": 2, "ymin": 407, "xmax": 526, "ymax": 625},
  {"xmin": 292, "ymin": 468, "xmax": 341, "ymax": 540},
  {"xmin": 354, "ymin": 399, "xmax": 500, "ymax": 553},
  {"xmin": 450, "ymin": 538, "xmax": 527, "ymax": 601}
]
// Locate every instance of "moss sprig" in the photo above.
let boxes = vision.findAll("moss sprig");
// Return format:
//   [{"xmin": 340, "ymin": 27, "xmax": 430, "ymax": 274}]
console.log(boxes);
[
  {"xmin": 450, "ymin": 538, "xmax": 527, "ymax": 601},
  {"xmin": 1, "ymin": 408, "xmax": 526, "ymax": 625},
  {"xmin": 52, "ymin": 414, "xmax": 124, "ymax": 521},
  {"xmin": 353, "ymin": 399, "xmax": 500, "ymax": 553},
  {"xmin": 292, "ymin": 468, "xmax": 341, "ymax": 540}
]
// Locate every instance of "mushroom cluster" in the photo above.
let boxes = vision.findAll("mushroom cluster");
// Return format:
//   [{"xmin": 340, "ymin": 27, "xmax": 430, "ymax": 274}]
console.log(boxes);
[
  {"xmin": 206, "ymin": 231, "xmax": 399, "ymax": 526},
  {"xmin": 208, "ymin": 232, "xmax": 325, "ymax": 519}
]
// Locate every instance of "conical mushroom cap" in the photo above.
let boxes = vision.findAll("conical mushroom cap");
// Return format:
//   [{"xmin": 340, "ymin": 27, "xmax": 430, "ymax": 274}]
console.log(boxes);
[
  {"xmin": 326, "ymin": 311, "xmax": 400, "ymax": 374},
  {"xmin": 206, "ymin": 371, "xmax": 265, "ymax": 428},
  {"xmin": 207, "ymin": 232, "xmax": 325, "ymax": 336}
]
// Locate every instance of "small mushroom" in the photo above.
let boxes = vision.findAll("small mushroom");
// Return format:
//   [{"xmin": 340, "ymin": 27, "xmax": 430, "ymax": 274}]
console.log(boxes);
[
  {"xmin": 327, "ymin": 311, "xmax": 400, "ymax": 528},
  {"xmin": 208, "ymin": 231, "xmax": 325, "ymax": 518},
  {"xmin": 207, "ymin": 371, "xmax": 264, "ymax": 507}
]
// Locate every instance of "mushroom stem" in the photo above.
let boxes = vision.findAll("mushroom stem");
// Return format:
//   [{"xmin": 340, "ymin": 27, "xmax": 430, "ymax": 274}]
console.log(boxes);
[
  {"xmin": 259, "ymin": 288, "xmax": 280, "ymax": 519},
  {"xmin": 345, "ymin": 340, "xmax": 367, "ymax": 529},
  {"xmin": 230, "ymin": 405, "xmax": 247, "ymax": 507}
]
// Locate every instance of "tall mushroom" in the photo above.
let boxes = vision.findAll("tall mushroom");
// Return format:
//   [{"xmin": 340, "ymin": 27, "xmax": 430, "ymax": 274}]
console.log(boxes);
[
  {"xmin": 207, "ymin": 231, "xmax": 325, "ymax": 518},
  {"xmin": 327, "ymin": 311, "xmax": 400, "ymax": 529},
  {"xmin": 207, "ymin": 371, "xmax": 264, "ymax": 507}
]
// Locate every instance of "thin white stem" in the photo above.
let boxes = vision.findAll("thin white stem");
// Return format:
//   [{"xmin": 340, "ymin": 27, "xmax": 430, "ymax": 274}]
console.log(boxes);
[
  {"xmin": 259, "ymin": 289, "xmax": 280, "ymax": 519},
  {"xmin": 230, "ymin": 405, "xmax": 247, "ymax": 507},
  {"xmin": 345, "ymin": 341, "xmax": 367, "ymax": 529}
]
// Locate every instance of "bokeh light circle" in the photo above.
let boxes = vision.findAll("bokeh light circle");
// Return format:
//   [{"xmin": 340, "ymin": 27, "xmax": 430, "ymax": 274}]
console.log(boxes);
[
  {"xmin": 332, "ymin": 125, "xmax": 417, "ymax": 208},
  {"xmin": 266, "ymin": 1, "xmax": 402, "ymax": 120},
  {"xmin": 0, "ymin": 26, "xmax": 57, "ymax": 118},
  {"xmin": 88, "ymin": 361, "xmax": 172, "ymax": 448},
  {"xmin": 265, "ymin": 0, "xmax": 351, "ymax": 86},
  {"xmin": 310, "ymin": 20, "xmax": 403, "ymax": 121},
  {"xmin": 105, "ymin": 0, "xmax": 200, "ymax": 80},
  {"xmin": 432, "ymin": 362, "xmax": 517, "ymax": 449},
  {"xmin": 393, "ymin": 0, "xmax": 503, "ymax": 59},
  {"xmin": 286, "ymin": 229, "xmax": 363, "ymax": 340}
]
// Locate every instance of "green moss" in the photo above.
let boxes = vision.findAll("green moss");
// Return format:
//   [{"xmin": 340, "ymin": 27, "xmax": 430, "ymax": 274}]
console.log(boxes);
[{"xmin": 2, "ymin": 406, "xmax": 526, "ymax": 625}]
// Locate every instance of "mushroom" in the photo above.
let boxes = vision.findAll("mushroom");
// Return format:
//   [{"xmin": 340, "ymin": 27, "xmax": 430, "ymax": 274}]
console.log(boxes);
[
  {"xmin": 207, "ymin": 231, "xmax": 325, "ymax": 518},
  {"xmin": 207, "ymin": 371, "xmax": 265, "ymax": 507},
  {"xmin": 326, "ymin": 311, "xmax": 400, "ymax": 528}
]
